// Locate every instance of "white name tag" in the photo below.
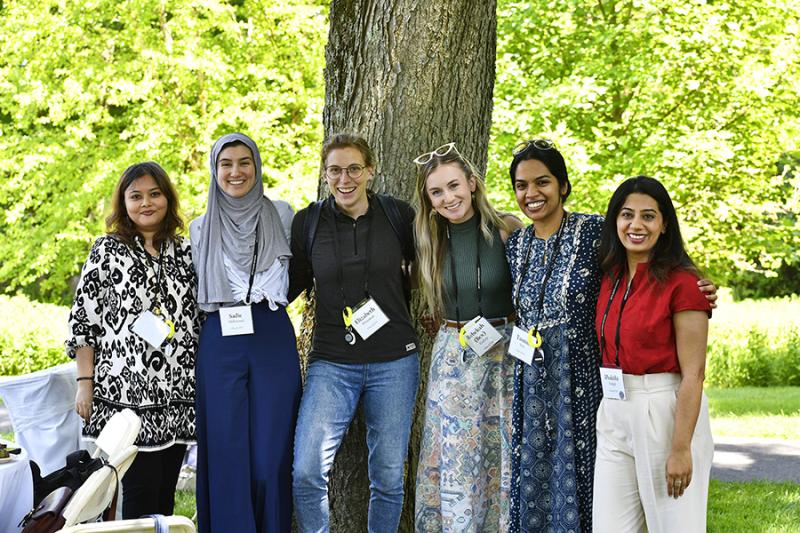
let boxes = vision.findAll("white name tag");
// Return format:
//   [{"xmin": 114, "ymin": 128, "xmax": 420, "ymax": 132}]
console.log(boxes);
[
  {"xmin": 508, "ymin": 326, "xmax": 535, "ymax": 365},
  {"xmin": 600, "ymin": 367, "xmax": 627, "ymax": 400},
  {"xmin": 462, "ymin": 316, "xmax": 503, "ymax": 357},
  {"xmin": 132, "ymin": 310, "xmax": 170, "ymax": 349},
  {"xmin": 219, "ymin": 305, "xmax": 254, "ymax": 336},
  {"xmin": 351, "ymin": 298, "xmax": 389, "ymax": 340}
]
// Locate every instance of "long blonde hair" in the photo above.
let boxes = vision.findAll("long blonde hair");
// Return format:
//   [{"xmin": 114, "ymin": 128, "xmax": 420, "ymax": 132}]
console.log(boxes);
[{"xmin": 414, "ymin": 149, "xmax": 508, "ymax": 321}]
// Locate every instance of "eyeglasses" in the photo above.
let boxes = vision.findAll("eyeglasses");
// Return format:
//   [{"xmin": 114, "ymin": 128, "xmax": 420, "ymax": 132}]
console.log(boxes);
[
  {"xmin": 413, "ymin": 142, "xmax": 460, "ymax": 165},
  {"xmin": 325, "ymin": 164, "xmax": 367, "ymax": 179},
  {"xmin": 512, "ymin": 138, "xmax": 555, "ymax": 155}
]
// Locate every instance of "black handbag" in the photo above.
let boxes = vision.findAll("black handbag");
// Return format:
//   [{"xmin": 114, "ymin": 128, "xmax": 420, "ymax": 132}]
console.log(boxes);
[
  {"xmin": 30, "ymin": 449, "xmax": 105, "ymax": 506},
  {"xmin": 19, "ymin": 486, "xmax": 72, "ymax": 533}
]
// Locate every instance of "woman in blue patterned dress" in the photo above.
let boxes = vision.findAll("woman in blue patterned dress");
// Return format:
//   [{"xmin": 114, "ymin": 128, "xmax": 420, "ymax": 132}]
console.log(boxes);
[
  {"xmin": 505, "ymin": 140, "xmax": 603, "ymax": 533},
  {"xmin": 505, "ymin": 140, "xmax": 716, "ymax": 532}
]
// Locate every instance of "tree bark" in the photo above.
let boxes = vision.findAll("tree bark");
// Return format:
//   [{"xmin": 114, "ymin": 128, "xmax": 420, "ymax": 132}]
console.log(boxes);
[{"xmin": 298, "ymin": 1, "xmax": 497, "ymax": 531}]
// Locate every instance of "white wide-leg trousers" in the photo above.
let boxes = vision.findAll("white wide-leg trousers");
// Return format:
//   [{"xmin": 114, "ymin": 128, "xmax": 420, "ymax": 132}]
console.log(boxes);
[{"xmin": 592, "ymin": 372, "xmax": 714, "ymax": 533}]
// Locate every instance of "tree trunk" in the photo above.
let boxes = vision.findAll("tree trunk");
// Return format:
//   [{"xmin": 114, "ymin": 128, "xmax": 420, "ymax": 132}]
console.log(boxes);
[{"xmin": 298, "ymin": 1, "xmax": 497, "ymax": 531}]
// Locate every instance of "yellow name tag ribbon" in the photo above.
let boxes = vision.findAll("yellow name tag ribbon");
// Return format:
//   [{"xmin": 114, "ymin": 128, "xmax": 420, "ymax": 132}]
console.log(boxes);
[
  {"xmin": 459, "ymin": 327, "xmax": 468, "ymax": 348},
  {"xmin": 342, "ymin": 307, "xmax": 354, "ymax": 328},
  {"xmin": 527, "ymin": 328, "xmax": 542, "ymax": 348},
  {"xmin": 166, "ymin": 319, "xmax": 175, "ymax": 339}
]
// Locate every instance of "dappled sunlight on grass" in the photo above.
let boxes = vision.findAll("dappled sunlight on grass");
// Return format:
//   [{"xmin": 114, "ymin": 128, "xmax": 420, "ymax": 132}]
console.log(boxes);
[
  {"xmin": 708, "ymin": 480, "xmax": 800, "ymax": 532},
  {"xmin": 707, "ymin": 387, "xmax": 800, "ymax": 417},
  {"xmin": 707, "ymin": 387, "xmax": 800, "ymax": 439}
]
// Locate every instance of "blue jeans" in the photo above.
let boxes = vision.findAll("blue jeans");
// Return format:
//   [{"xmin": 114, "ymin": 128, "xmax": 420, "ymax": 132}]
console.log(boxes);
[{"xmin": 292, "ymin": 353, "xmax": 420, "ymax": 533}]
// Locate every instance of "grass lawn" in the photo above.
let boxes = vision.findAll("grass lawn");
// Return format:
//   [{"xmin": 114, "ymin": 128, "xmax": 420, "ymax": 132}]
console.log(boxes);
[
  {"xmin": 173, "ymin": 481, "xmax": 800, "ymax": 531},
  {"xmin": 708, "ymin": 480, "xmax": 800, "ymax": 532},
  {"xmin": 174, "ymin": 490, "xmax": 196, "ymax": 519},
  {"xmin": 706, "ymin": 386, "xmax": 800, "ymax": 440}
]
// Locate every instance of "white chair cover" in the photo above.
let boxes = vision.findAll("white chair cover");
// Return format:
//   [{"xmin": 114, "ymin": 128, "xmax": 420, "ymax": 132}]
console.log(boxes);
[
  {"xmin": 94, "ymin": 409, "xmax": 141, "ymax": 460},
  {"xmin": 0, "ymin": 362, "xmax": 83, "ymax": 475},
  {"xmin": 0, "ymin": 439, "xmax": 33, "ymax": 533}
]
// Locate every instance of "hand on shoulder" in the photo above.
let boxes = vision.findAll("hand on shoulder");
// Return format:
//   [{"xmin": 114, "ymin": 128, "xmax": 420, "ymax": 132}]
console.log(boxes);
[{"xmin": 500, "ymin": 213, "xmax": 525, "ymax": 243}]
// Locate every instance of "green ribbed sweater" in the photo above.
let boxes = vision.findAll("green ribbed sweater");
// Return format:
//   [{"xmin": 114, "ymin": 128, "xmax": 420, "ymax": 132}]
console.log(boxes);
[{"xmin": 441, "ymin": 215, "xmax": 514, "ymax": 321}]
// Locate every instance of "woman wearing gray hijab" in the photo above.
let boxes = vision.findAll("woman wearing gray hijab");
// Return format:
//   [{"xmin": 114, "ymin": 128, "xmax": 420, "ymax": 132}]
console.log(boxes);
[{"xmin": 190, "ymin": 133, "xmax": 301, "ymax": 533}]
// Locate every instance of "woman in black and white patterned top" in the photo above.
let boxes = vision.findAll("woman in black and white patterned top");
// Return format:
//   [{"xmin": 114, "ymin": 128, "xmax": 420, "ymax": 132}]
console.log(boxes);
[{"xmin": 66, "ymin": 161, "xmax": 199, "ymax": 519}]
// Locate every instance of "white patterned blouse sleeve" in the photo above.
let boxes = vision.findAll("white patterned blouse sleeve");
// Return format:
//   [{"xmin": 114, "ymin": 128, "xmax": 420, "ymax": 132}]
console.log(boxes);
[{"xmin": 65, "ymin": 236, "xmax": 109, "ymax": 357}]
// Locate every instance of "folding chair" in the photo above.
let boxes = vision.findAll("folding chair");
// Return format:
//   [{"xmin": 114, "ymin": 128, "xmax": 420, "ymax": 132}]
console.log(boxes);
[
  {"xmin": 61, "ymin": 445, "xmax": 138, "ymax": 527},
  {"xmin": 58, "ymin": 514, "xmax": 196, "ymax": 532},
  {"xmin": 93, "ymin": 409, "xmax": 141, "ymax": 460}
]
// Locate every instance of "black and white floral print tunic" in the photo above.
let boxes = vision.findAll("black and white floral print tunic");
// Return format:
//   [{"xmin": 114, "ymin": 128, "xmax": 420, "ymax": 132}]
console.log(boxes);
[{"xmin": 66, "ymin": 235, "xmax": 199, "ymax": 450}]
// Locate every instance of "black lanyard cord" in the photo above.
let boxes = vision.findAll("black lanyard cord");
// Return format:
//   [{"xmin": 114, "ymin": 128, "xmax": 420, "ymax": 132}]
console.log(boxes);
[
  {"xmin": 446, "ymin": 216, "xmax": 483, "ymax": 327},
  {"xmin": 599, "ymin": 272, "xmax": 634, "ymax": 368},
  {"xmin": 513, "ymin": 212, "xmax": 568, "ymax": 334},
  {"xmin": 330, "ymin": 199, "xmax": 374, "ymax": 310},
  {"xmin": 244, "ymin": 223, "xmax": 260, "ymax": 305},
  {"xmin": 139, "ymin": 239, "xmax": 167, "ymax": 313}
]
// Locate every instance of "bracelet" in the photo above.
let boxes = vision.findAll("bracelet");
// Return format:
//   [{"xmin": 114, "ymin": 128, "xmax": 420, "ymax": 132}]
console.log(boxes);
[{"xmin": 76, "ymin": 376, "xmax": 94, "ymax": 382}]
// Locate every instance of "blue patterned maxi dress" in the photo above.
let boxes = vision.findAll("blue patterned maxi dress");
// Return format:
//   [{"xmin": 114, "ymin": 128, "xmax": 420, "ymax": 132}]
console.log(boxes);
[{"xmin": 505, "ymin": 213, "xmax": 604, "ymax": 533}]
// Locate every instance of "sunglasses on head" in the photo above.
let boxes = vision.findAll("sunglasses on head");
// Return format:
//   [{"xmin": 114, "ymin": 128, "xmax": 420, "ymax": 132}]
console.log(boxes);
[
  {"xmin": 512, "ymin": 138, "xmax": 555, "ymax": 156},
  {"xmin": 413, "ymin": 142, "xmax": 462, "ymax": 165}
]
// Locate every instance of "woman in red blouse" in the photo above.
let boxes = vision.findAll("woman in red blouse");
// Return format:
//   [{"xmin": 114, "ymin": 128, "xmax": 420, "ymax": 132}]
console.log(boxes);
[{"xmin": 593, "ymin": 176, "xmax": 713, "ymax": 533}]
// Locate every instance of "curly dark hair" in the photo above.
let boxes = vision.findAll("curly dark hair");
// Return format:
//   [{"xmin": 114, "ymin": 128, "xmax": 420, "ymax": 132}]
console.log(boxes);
[{"xmin": 106, "ymin": 161, "xmax": 184, "ymax": 247}]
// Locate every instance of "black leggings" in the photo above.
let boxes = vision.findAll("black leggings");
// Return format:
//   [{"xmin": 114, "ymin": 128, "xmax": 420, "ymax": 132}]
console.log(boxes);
[{"xmin": 122, "ymin": 444, "xmax": 187, "ymax": 519}]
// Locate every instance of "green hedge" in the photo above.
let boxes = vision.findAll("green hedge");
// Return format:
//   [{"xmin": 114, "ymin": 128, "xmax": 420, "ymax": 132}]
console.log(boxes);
[
  {"xmin": 706, "ymin": 327, "xmax": 800, "ymax": 388},
  {"xmin": 0, "ymin": 295, "xmax": 69, "ymax": 376}
]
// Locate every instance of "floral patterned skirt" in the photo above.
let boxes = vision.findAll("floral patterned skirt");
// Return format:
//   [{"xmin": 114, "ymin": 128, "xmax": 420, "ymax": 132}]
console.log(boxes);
[{"xmin": 415, "ymin": 323, "xmax": 515, "ymax": 532}]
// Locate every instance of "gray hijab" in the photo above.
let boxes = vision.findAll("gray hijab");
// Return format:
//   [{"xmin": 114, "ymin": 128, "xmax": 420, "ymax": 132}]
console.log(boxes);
[{"xmin": 194, "ymin": 133, "xmax": 291, "ymax": 310}]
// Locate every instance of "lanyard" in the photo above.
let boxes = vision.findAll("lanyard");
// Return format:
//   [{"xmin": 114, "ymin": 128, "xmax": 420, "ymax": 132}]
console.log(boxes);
[
  {"xmin": 138, "ymin": 240, "xmax": 167, "ymax": 315},
  {"xmin": 244, "ymin": 223, "xmax": 260, "ymax": 305},
  {"xmin": 329, "ymin": 199, "xmax": 374, "ymax": 311},
  {"xmin": 513, "ymin": 212, "xmax": 568, "ymax": 335},
  {"xmin": 445, "ymin": 216, "xmax": 482, "ymax": 327},
  {"xmin": 599, "ymin": 272, "xmax": 634, "ymax": 368}
]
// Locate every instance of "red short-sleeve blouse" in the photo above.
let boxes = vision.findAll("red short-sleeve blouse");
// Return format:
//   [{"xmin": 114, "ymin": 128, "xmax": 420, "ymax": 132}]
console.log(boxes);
[{"xmin": 595, "ymin": 262, "xmax": 711, "ymax": 375}]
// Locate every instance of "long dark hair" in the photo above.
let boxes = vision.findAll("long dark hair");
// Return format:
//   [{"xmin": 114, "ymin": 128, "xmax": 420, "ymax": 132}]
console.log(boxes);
[
  {"xmin": 599, "ymin": 175, "xmax": 697, "ymax": 282},
  {"xmin": 106, "ymin": 161, "xmax": 184, "ymax": 247}
]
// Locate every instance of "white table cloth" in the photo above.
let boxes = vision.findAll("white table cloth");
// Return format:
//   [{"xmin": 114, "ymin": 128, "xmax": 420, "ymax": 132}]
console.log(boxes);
[
  {"xmin": 0, "ymin": 362, "xmax": 83, "ymax": 475},
  {"xmin": 0, "ymin": 439, "xmax": 34, "ymax": 533}
]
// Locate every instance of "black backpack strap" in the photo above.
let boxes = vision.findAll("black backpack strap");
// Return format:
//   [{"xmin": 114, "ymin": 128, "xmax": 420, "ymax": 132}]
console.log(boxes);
[
  {"xmin": 303, "ymin": 199, "xmax": 326, "ymax": 256},
  {"xmin": 376, "ymin": 194, "xmax": 414, "ymax": 263},
  {"xmin": 375, "ymin": 194, "xmax": 414, "ymax": 309}
]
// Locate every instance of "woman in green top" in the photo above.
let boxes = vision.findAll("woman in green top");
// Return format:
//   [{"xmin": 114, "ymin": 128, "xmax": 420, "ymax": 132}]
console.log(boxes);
[{"xmin": 413, "ymin": 143, "xmax": 523, "ymax": 532}]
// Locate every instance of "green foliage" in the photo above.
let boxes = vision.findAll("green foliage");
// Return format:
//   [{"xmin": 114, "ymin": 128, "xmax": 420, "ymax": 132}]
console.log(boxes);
[
  {"xmin": 0, "ymin": 0, "xmax": 327, "ymax": 303},
  {"xmin": 706, "ymin": 291, "xmax": 800, "ymax": 387},
  {"xmin": 4, "ymin": 0, "xmax": 800, "ymax": 302},
  {"xmin": 492, "ymin": 0, "xmax": 800, "ymax": 289},
  {"xmin": 729, "ymin": 261, "xmax": 800, "ymax": 301},
  {"xmin": 0, "ymin": 295, "xmax": 69, "ymax": 375}
]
